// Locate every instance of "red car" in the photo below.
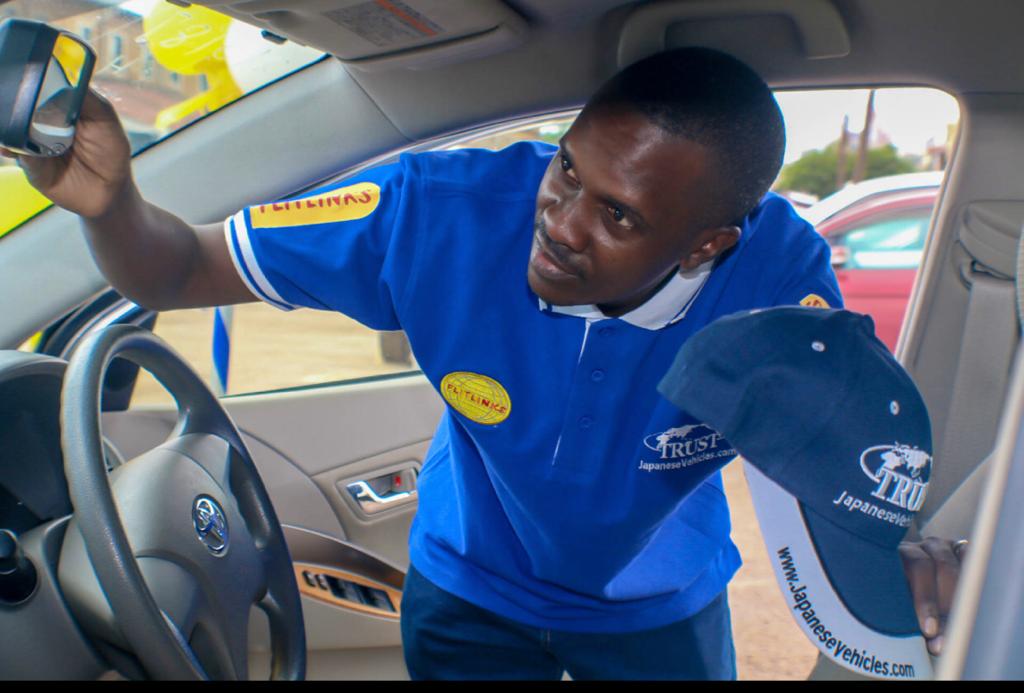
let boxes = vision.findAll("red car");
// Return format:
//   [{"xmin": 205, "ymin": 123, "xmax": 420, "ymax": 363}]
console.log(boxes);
[{"xmin": 799, "ymin": 172, "xmax": 943, "ymax": 351}]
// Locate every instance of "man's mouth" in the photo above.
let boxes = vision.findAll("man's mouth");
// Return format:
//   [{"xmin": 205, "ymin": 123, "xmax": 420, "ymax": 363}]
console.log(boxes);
[{"xmin": 531, "ymin": 221, "xmax": 580, "ymax": 280}]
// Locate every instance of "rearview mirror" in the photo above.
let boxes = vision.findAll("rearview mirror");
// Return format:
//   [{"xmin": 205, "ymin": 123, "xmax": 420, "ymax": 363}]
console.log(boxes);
[{"xmin": 0, "ymin": 18, "xmax": 95, "ymax": 157}]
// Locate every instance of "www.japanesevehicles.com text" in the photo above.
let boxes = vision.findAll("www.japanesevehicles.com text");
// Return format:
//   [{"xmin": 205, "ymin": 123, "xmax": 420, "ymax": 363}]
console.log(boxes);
[{"xmin": 776, "ymin": 547, "xmax": 916, "ymax": 678}]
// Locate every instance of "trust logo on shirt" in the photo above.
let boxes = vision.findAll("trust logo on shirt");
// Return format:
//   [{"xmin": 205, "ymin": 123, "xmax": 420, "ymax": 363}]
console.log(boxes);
[
  {"xmin": 638, "ymin": 423, "xmax": 736, "ymax": 471},
  {"xmin": 440, "ymin": 372, "xmax": 511, "ymax": 425}
]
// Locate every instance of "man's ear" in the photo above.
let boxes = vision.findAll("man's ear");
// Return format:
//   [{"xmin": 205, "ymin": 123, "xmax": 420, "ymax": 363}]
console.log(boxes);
[{"xmin": 678, "ymin": 226, "xmax": 742, "ymax": 271}]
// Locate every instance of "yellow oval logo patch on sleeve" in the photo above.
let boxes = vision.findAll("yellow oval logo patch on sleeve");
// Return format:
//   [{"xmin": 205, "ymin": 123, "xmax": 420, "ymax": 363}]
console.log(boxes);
[
  {"xmin": 800, "ymin": 293, "xmax": 830, "ymax": 308},
  {"xmin": 250, "ymin": 182, "xmax": 380, "ymax": 228},
  {"xmin": 440, "ymin": 372, "xmax": 512, "ymax": 425}
]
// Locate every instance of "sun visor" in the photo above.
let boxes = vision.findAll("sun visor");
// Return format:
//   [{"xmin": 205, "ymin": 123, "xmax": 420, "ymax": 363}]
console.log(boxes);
[
  {"xmin": 192, "ymin": 0, "xmax": 527, "ymax": 72},
  {"xmin": 617, "ymin": 0, "xmax": 850, "ymax": 69}
]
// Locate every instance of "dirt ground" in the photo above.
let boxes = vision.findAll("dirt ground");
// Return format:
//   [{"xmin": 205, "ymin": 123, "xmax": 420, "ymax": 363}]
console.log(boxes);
[
  {"xmin": 720, "ymin": 462, "xmax": 820, "ymax": 679},
  {"xmin": 136, "ymin": 306, "xmax": 820, "ymax": 680}
]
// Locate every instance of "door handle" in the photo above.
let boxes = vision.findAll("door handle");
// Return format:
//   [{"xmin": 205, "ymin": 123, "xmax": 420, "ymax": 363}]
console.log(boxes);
[{"xmin": 344, "ymin": 467, "xmax": 418, "ymax": 515}]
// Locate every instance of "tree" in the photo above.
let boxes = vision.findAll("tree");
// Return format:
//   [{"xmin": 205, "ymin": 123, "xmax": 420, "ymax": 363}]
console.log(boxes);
[{"xmin": 775, "ymin": 141, "xmax": 916, "ymax": 199}]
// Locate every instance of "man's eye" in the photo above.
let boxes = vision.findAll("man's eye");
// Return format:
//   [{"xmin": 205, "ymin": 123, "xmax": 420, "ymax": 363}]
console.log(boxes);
[
  {"xmin": 608, "ymin": 206, "xmax": 629, "ymax": 225},
  {"xmin": 559, "ymin": 154, "xmax": 580, "ymax": 187}
]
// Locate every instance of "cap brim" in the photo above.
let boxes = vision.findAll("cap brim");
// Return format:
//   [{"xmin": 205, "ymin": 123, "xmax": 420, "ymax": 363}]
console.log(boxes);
[
  {"xmin": 801, "ymin": 502, "xmax": 920, "ymax": 635},
  {"xmin": 743, "ymin": 461, "xmax": 933, "ymax": 680}
]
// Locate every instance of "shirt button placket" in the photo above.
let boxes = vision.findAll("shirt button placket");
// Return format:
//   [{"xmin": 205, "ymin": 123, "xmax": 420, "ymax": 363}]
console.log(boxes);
[
  {"xmin": 578, "ymin": 326, "xmax": 612, "ymax": 432},
  {"xmin": 555, "ymin": 321, "xmax": 615, "ymax": 471}
]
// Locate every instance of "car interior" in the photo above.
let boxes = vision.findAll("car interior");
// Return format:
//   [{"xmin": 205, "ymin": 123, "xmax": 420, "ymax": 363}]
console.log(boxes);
[{"xmin": 0, "ymin": 0, "xmax": 1022, "ymax": 680}]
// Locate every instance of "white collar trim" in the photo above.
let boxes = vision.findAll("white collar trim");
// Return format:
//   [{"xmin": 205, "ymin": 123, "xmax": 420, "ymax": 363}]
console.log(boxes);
[{"xmin": 538, "ymin": 260, "xmax": 714, "ymax": 330}]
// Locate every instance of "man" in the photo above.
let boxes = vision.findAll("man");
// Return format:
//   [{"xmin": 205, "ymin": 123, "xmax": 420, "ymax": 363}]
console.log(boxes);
[{"xmin": 5, "ymin": 46, "xmax": 961, "ymax": 680}]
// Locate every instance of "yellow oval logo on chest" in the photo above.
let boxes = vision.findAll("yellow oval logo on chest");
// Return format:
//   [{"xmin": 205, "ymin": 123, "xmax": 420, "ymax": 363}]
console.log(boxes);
[{"xmin": 440, "ymin": 372, "xmax": 512, "ymax": 425}]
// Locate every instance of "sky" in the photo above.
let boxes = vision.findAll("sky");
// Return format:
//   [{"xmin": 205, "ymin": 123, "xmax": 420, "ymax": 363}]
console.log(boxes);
[
  {"xmin": 122, "ymin": 0, "xmax": 159, "ymax": 15},
  {"xmin": 775, "ymin": 88, "xmax": 961, "ymax": 164}
]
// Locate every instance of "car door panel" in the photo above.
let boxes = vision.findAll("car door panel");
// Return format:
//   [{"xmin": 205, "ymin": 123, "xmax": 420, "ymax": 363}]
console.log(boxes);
[
  {"xmin": 99, "ymin": 373, "xmax": 444, "ymax": 680},
  {"xmin": 217, "ymin": 376, "xmax": 443, "ymax": 567},
  {"xmin": 101, "ymin": 410, "xmax": 347, "ymax": 539},
  {"xmin": 309, "ymin": 439, "xmax": 432, "ymax": 568},
  {"xmin": 248, "ymin": 526, "xmax": 413, "ymax": 679}
]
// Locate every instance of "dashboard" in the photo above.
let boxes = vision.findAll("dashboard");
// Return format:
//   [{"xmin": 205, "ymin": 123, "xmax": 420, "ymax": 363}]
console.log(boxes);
[
  {"xmin": 0, "ymin": 350, "xmax": 129, "ymax": 537},
  {"xmin": 0, "ymin": 352, "xmax": 72, "ymax": 535}
]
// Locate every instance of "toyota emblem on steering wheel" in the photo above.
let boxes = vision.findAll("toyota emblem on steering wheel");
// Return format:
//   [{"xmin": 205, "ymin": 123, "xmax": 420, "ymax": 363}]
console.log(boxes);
[{"xmin": 192, "ymin": 495, "xmax": 229, "ymax": 556}]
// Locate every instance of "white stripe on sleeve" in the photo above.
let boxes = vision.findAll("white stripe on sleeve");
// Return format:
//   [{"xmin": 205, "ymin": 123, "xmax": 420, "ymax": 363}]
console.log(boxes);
[{"xmin": 224, "ymin": 210, "xmax": 294, "ymax": 311}]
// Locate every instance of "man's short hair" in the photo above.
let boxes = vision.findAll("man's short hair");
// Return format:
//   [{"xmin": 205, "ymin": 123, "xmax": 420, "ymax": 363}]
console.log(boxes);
[{"xmin": 588, "ymin": 47, "xmax": 785, "ymax": 228}]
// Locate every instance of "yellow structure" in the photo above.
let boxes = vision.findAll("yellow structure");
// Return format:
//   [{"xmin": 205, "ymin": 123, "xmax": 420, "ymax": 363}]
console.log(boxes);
[
  {"xmin": 143, "ymin": 3, "xmax": 242, "ymax": 130},
  {"xmin": 0, "ymin": 167, "xmax": 51, "ymax": 240}
]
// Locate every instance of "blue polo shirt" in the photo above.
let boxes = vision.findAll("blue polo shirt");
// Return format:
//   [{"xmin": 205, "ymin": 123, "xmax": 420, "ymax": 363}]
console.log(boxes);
[{"xmin": 224, "ymin": 141, "xmax": 842, "ymax": 633}]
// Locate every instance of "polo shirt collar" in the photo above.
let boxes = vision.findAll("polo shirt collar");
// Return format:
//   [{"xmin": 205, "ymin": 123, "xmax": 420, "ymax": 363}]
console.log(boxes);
[{"xmin": 537, "ymin": 260, "xmax": 714, "ymax": 330}]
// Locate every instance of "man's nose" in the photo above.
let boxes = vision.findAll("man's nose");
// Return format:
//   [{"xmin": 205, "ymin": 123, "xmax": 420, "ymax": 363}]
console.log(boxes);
[{"xmin": 542, "ymin": 198, "xmax": 588, "ymax": 252}]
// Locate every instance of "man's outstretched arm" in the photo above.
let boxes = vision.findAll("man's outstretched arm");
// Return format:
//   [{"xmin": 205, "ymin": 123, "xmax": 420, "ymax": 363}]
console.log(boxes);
[{"xmin": 1, "ymin": 89, "xmax": 254, "ymax": 311}]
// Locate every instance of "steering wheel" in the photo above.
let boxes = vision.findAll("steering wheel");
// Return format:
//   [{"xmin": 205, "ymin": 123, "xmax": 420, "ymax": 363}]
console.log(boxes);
[{"xmin": 58, "ymin": 325, "xmax": 305, "ymax": 680}]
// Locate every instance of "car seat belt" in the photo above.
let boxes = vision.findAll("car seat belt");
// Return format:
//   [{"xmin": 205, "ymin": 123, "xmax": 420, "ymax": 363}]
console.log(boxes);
[{"xmin": 919, "ymin": 203, "xmax": 1024, "ymax": 527}]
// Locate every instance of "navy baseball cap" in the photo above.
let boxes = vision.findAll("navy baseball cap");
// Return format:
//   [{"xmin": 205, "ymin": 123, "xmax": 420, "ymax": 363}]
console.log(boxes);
[{"xmin": 659, "ymin": 306, "xmax": 934, "ymax": 679}]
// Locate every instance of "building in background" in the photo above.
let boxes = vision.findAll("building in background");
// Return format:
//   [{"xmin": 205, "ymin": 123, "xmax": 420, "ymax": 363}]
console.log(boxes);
[{"xmin": 2, "ymin": 0, "xmax": 206, "ymax": 150}]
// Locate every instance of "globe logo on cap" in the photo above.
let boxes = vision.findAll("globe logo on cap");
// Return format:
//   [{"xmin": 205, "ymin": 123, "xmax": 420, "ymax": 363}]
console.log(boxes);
[{"xmin": 859, "ymin": 444, "xmax": 931, "ymax": 513}]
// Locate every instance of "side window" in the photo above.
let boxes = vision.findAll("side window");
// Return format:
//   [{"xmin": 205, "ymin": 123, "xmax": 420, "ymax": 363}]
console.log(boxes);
[
  {"xmin": 132, "ymin": 305, "xmax": 419, "ymax": 406},
  {"xmin": 1, "ymin": 1, "xmax": 324, "ymax": 243},
  {"xmin": 444, "ymin": 117, "xmax": 573, "ymax": 152},
  {"xmin": 832, "ymin": 212, "xmax": 931, "ymax": 270},
  {"xmin": 130, "ymin": 115, "xmax": 577, "ymax": 406}
]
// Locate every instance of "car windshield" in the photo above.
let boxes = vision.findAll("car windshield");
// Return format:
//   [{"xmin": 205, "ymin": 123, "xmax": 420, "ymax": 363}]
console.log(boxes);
[{"xmin": 0, "ymin": 0, "xmax": 325, "ymax": 240}]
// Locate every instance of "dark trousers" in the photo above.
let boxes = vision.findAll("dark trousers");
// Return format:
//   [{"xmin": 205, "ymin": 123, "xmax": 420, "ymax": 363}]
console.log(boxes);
[{"xmin": 400, "ymin": 564, "xmax": 737, "ymax": 680}]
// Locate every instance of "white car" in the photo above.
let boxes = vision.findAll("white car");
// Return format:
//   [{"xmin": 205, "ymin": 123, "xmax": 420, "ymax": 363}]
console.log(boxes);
[
  {"xmin": 799, "ymin": 171, "xmax": 945, "ymax": 229},
  {"xmin": 0, "ymin": 0, "xmax": 1021, "ymax": 681}
]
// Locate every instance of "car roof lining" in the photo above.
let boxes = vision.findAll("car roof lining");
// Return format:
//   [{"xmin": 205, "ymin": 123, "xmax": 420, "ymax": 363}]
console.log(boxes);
[
  {"xmin": 334, "ymin": 0, "xmax": 996, "ymax": 142},
  {"xmin": 192, "ymin": 1, "xmax": 1024, "ymax": 111}
]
